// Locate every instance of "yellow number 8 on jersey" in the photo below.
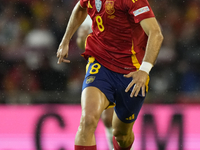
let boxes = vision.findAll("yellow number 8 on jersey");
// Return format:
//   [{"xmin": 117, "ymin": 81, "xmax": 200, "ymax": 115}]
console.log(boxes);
[{"xmin": 96, "ymin": 15, "xmax": 105, "ymax": 32}]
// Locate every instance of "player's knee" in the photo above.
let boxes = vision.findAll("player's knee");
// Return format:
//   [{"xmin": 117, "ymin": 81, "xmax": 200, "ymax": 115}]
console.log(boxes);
[
  {"xmin": 113, "ymin": 128, "xmax": 134, "ymax": 146},
  {"xmin": 113, "ymin": 128, "xmax": 134, "ymax": 141},
  {"xmin": 113, "ymin": 129, "xmax": 127, "ymax": 142},
  {"xmin": 80, "ymin": 114, "xmax": 99, "ymax": 132}
]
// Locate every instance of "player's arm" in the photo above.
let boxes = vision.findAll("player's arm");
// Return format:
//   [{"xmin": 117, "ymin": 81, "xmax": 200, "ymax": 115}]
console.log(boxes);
[
  {"xmin": 124, "ymin": 17, "xmax": 163, "ymax": 97},
  {"xmin": 57, "ymin": 1, "xmax": 87, "ymax": 64},
  {"xmin": 140, "ymin": 17, "xmax": 163, "ymax": 65}
]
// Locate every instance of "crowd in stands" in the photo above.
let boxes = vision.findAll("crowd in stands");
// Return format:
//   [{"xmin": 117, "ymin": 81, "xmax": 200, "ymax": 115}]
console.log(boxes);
[{"xmin": 0, "ymin": 0, "xmax": 199, "ymax": 104}]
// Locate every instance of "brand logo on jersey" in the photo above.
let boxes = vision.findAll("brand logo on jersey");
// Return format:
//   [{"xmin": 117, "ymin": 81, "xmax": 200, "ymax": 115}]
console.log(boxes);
[
  {"xmin": 133, "ymin": 6, "xmax": 150, "ymax": 16},
  {"xmin": 105, "ymin": 1, "xmax": 115, "ymax": 15},
  {"xmin": 132, "ymin": 0, "xmax": 138, "ymax": 3},
  {"xmin": 86, "ymin": 76, "xmax": 96, "ymax": 84},
  {"xmin": 87, "ymin": 1, "xmax": 93, "ymax": 8},
  {"xmin": 95, "ymin": 0, "xmax": 102, "ymax": 12}
]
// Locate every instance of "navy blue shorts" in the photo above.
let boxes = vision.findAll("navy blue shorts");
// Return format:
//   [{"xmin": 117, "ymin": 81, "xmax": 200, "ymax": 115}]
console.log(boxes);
[{"xmin": 82, "ymin": 57, "xmax": 147, "ymax": 123}]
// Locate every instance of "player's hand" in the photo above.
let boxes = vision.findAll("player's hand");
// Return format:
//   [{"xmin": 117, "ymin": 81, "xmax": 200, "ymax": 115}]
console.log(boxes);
[
  {"xmin": 57, "ymin": 43, "xmax": 70, "ymax": 64},
  {"xmin": 124, "ymin": 70, "xmax": 148, "ymax": 97}
]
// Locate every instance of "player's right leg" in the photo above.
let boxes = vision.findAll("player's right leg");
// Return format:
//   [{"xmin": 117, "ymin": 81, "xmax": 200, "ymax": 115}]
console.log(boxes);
[
  {"xmin": 75, "ymin": 86, "xmax": 110, "ymax": 149},
  {"xmin": 110, "ymin": 72, "xmax": 147, "ymax": 150}
]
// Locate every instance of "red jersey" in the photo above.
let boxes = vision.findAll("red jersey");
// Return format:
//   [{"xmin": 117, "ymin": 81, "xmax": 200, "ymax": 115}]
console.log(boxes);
[{"xmin": 80, "ymin": 0, "xmax": 155, "ymax": 74}]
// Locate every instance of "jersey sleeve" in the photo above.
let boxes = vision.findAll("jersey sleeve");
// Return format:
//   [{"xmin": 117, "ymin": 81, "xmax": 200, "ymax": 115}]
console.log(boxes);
[
  {"xmin": 80, "ymin": 0, "xmax": 88, "ymax": 8},
  {"xmin": 124, "ymin": 0, "xmax": 155, "ymax": 23}
]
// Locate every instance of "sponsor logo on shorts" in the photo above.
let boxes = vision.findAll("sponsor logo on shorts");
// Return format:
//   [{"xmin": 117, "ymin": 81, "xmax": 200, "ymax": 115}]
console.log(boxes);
[
  {"xmin": 133, "ymin": 6, "xmax": 150, "ymax": 16},
  {"xmin": 86, "ymin": 76, "xmax": 96, "ymax": 84},
  {"xmin": 126, "ymin": 114, "xmax": 135, "ymax": 120}
]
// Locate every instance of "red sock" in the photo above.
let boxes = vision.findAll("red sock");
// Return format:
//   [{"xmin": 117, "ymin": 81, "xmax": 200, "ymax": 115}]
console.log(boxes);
[
  {"xmin": 75, "ymin": 145, "xmax": 96, "ymax": 150},
  {"xmin": 113, "ymin": 136, "xmax": 133, "ymax": 150}
]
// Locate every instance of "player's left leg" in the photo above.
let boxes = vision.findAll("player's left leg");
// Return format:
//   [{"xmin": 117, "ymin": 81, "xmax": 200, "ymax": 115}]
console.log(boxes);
[
  {"xmin": 112, "ymin": 111, "xmax": 135, "ymax": 150},
  {"xmin": 101, "ymin": 107, "xmax": 114, "ymax": 150}
]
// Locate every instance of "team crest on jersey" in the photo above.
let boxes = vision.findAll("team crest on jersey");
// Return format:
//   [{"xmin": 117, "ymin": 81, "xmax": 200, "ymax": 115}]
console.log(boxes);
[
  {"xmin": 105, "ymin": 0, "xmax": 115, "ymax": 15},
  {"xmin": 86, "ymin": 76, "xmax": 96, "ymax": 84},
  {"xmin": 95, "ymin": 0, "xmax": 102, "ymax": 12}
]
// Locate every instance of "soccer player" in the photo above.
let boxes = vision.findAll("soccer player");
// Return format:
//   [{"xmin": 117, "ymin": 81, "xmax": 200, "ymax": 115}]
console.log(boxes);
[{"xmin": 57, "ymin": 0, "xmax": 163, "ymax": 149}]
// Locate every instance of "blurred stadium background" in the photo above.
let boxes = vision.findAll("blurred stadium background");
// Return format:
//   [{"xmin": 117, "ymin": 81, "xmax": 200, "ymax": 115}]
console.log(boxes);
[{"xmin": 0, "ymin": 0, "xmax": 200, "ymax": 150}]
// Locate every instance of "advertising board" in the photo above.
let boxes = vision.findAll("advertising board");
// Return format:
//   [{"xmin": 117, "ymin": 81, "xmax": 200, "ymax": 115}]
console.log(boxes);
[{"xmin": 0, "ymin": 104, "xmax": 199, "ymax": 150}]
